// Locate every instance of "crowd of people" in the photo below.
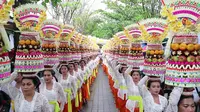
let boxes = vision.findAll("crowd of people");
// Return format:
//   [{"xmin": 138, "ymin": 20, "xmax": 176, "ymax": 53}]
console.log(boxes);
[
  {"xmin": 101, "ymin": 0, "xmax": 200, "ymax": 112},
  {"xmin": 0, "ymin": 1, "xmax": 101, "ymax": 112}
]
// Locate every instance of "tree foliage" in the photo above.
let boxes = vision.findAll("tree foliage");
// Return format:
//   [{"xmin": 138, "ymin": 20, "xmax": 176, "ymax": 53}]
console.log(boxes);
[{"xmin": 83, "ymin": 0, "xmax": 162, "ymax": 39}]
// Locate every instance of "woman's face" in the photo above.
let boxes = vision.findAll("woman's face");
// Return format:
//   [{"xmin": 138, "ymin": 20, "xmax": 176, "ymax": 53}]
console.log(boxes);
[
  {"xmin": 21, "ymin": 79, "xmax": 35, "ymax": 95},
  {"xmin": 74, "ymin": 63, "xmax": 79, "ymax": 70},
  {"xmin": 68, "ymin": 64, "xmax": 74, "ymax": 72},
  {"xmin": 61, "ymin": 66, "xmax": 68, "ymax": 75},
  {"xmin": 132, "ymin": 72, "xmax": 141, "ymax": 84},
  {"xmin": 121, "ymin": 67, "xmax": 127, "ymax": 74},
  {"xmin": 149, "ymin": 82, "xmax": 161, "ymax": 95},
  {"xmin": 43, "ymin": 71, "xmax": 53, "ymax": 83},
  {"xmin": 80, "ymin": 61, "xmax": 85, "ymax": 68},
  {"xmin": 178, "ymin": 98, "xmax": 195, "ymax": 112}
]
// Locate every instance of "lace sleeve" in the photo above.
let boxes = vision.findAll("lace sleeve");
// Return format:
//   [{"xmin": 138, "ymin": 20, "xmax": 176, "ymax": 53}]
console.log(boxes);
[
  {"xmin": 57, "ymin": 83, "xmax": 66, "ymax": 111},
  {"xmin": 70, "ymin": 77, "xmax": 77, "ymax": 97},
  {"xmin": 138, "ymin": 76, "xmax": 150, "ymax": 98},
  {"xmin": 41, "ymin": 95, "xmax": 51, "ymax": 112},
  {"xmin": 1, "ymin": 71, "xmax": 20, "ymax": 99},
  {"xmin": 125, "ymin": 66, "xmax": 132, "ymax": 76},
  {"xmin": 165, "ymin": 87, "xmax": 183, "ymax": 112}
]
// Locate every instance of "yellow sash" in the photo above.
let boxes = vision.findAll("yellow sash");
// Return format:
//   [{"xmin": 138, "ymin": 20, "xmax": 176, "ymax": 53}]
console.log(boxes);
[
  {"xmin": 120, "ymin": 86, "xmax": 127, "ymax": 90},
  {"xmin": 11, "ymin": 100, "xmax": 15, "ymax": 111},
  {"xmin": 128, "ymin": 96, "xmax": 143, "ymax": 112},
  {"xmin": 49, "ymin": 100, "xmax": 60, "ymax": 112},
  {"xmin": 79, "ymin": 90, "xmax": 82, "ymax": 102},
  {"xmin": 87, "ymin": 80, "xmax": 90, "ymax": 96},
  {"xmin": 64, "ymin": 89, "xmax": 72, "ymax": 112},
  {"xmin": 75, "ymin": 92, "xmax": 79, "ymax": 107}
]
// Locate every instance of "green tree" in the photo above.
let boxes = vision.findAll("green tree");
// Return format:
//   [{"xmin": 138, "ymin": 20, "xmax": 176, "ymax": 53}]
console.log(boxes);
[{"xmin": 83, "ymin": 0, "xmax": 162, "ymax": 39}]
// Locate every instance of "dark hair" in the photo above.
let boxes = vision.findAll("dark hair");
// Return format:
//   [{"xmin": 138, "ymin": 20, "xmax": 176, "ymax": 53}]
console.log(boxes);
[
  {"xmin": 59, "ymin": 65, "xmax": 69, "ymax": 74},
  {"xmin": 79, "ymin": 60, "xmax": 86, "ymax": 65},
  {"xmin": 119, "ymin": 67, "xmax": 126, "ymax": 73},
  {"xmin": 22, "ymin": 76, "xmax": 41, "ymax": 92},
  {"xmin": 130, "ymin": 70, "xmax": 142, "ymax": 76},
  {"xmin": 0, "ymin": 90, "xmax": 11, "ymax": 111},
  {"xmin": 147, "ymin": 79, "xmax": 161, "ymax": 88},
  {"xmin": 43, "ymin": 70, "xmax": 58, "ymax": 82},
  {"xmin": 178, "ymin": 95, "xmax": 195, "ymax": 106}
]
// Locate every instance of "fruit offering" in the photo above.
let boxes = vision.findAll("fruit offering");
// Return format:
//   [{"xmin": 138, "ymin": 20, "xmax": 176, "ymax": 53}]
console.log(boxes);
[
  {"xmin": 58, "ymin": 24, "xmax": 74, "ymax": 62},
  {"xmin": 0, "ymin": 33, "xmax": 11, "ymax": 83},
  {"xmin": 125, "ymin": 24, "xmax": 144, "ymax": 67},
  {"xmin": 162, "ymin": 0, "xmax": 200, "ymax": 87},
  {"xmin": 40, "ymin": 19, "xmax": 62, "ymax": 67},
  {"xmin": 116, "ymin": 31, "xmax": 130, "ymax": 64},
  {"xmin": 166, "ymin": 33, "xmax": 200, "ymax": 87},
  {"xmin": 139, "ymin": 18, "xmax": 168, "ymax": 77},
  {"xmin": 14, "ymin": 4, "xmax": 47, "ymax": 73},
  {"xmin": 143, "ymin": 44, "xmax": 166, "ymax": 76},
  {"xmin": 15, "ymin": 33, "xmax": 44, "ymax": 73}
]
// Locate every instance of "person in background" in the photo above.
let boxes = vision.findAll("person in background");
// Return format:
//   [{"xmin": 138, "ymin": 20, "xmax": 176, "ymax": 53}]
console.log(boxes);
[
  {"xmin": 166, "ymin": 87, "xmax": 196, "ymax": 112},
  {"xmin": 0, "ymin": 90, "xmax": 11, "ymax": 112},
  {"xmin": 39, "ymin": 69, "xmax": 66, "ymax": 112}
]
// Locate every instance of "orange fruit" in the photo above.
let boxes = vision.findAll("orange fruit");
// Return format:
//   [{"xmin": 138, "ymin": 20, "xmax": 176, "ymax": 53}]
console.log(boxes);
[
  {"xmin": 179, "ymin": 43, "xmax": 187, "ymax": 51},
  {"xmin": 132, "ymin": 47, "xmax": 136, "ymax": 50},
  {"xmin": 52, "ymin": 44, "xmax": 56, "ymax": 48},
  {"xmin": 25, "ymin": 39, "xmax": 31, "ymax": 45},
  {"xmin": 150, "ymin": 50, "xmax": 155, "ymax": 55},
  {"xmin": 31, "ymin": 40, "xmax": 36, "ymax": 45},
  {"xmin": 187, "ymin": 44, "xmax": 194, "ymax": 51},
  {"xmin": 44, "ymin": 44, "xmax": 49, "ymax": 48},
  {"xmin": 19, "ymin": 40, "xmax": 25, "ymax": 45},
  {"xmin": 171, "ymin": 43, "xmax": 179, "ymax": 51},
  {"xmin": 49, "ymin": 44, "xmax": 53, "ymax": 48},
  {"xmin": 194, "ymin": 44, "xmax": 200, "ymax": 50},
  {"xmin": 42, "ymin": 44, "xmax": 45, "ymax": 48},
  {"xmin": 154, "ymin": 50, "xmax": 159, "ymax": 55},
  {"xmin": 159, "ymin": 50, "xmax": 164, "ymax": 55}
]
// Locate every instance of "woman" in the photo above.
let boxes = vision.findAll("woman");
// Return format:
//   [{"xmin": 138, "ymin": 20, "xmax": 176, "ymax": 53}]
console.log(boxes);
[
  {"xmin": 39, "ymin": 69, "xmax": 66, "ymax": 112},
  {"xmin": 138, "ymin": 76, "xmax": 168, "ymax": 112},
  {"xmin": 165, "ymin": 87, "xmax": 196, "ymax": 112},
  {"xmin": 67, "ymin": 63, "xmax": 79, "ymax": 111},
  {"xmin": 79, "ymin": 59, "xmax": 90, "ymax": 103},
  {"xmin": 1, "ymin": 73, "xmax": 51, "ymax": 112},
  {"xmin": 73, "ymin": 62, "xmax": 84, "ymax": 110},
  {"xmin": 115, "ymin": 64, "xmax": 128, "ymax": 112},
  {"xmin": 58, "ymin": 64, "xmax": 76, "ymax": 112},
  {"xmin": 125, "ymin": 66, "xmax": 142, "ymax": 112}
]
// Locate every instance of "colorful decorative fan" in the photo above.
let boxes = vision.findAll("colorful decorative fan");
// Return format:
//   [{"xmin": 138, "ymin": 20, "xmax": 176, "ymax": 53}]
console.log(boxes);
[
  {"xmin": 14, "ymin": 4, "xmax": 46, "ymax": 32},
  {"xmin": 40, "ymin": 19, "xmax": 62, "ymax": 67},
  {"xmin": 14, "ymin": 4, "xmax": 46, "ymax": 73},
  {"xmin": 161, "ymin": 0, "xmax": 200, "ymax": 33},
  {"xmin": 125, "ymin": 24, "xmax": 144, "ymax": 67},
  {"xmin": 139, "ymin": 18, "xmax": 168, "ymax": 77},
  {"xmin": 161, "ymin": 0, "xmax": 200, "ymax": 87}
]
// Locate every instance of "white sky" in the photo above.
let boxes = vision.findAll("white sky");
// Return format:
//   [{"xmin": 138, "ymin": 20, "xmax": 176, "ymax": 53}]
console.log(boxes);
[{"xmin": 88, "ymin": 0, "xmax": 106, "ymax": 11}]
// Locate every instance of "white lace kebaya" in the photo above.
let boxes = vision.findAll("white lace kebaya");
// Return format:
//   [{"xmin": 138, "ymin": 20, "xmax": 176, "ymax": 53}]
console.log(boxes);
[
  {"xmin": 138, "ymin": 76, "xmax": 168, "ymax": 112},
  {"xmin": 1, "ymin": 74, "xmax": 51, "ymax": 112},
  {"xmin": 39, "ymin": 79, "xmax": 66, "ymax": 112},
  {"xmin": 124, "ymin": 66, "xmax": 142, "ymax": 112}
]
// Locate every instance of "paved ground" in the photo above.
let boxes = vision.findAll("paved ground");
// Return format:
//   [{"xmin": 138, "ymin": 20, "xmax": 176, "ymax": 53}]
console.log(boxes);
[{"xmin": 82, "ymin": 66, "xmax": 118, "ymax": 112}]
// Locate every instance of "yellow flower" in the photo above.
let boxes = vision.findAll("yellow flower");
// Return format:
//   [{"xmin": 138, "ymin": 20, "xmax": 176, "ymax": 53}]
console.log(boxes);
[
  {"xmin": 168, "ymin": 15, "xmax": 177, "ymax": 22},
  {"xmin": 8, "ymin": 0, "xmax": 15, "ymax": 6},
  {"xmin": 160, "ymin": 6, "xmax": 168, "ymax": 17}
]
